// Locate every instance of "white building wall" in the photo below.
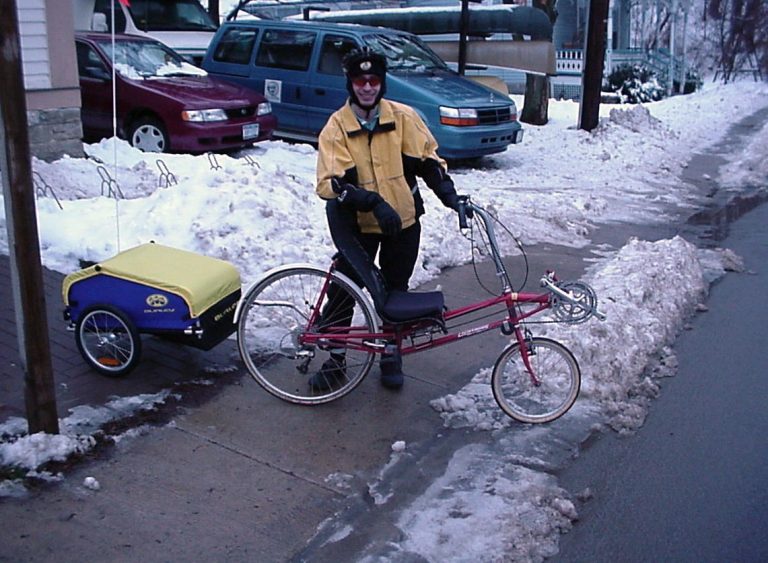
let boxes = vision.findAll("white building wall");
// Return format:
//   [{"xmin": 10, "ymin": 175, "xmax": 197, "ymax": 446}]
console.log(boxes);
[{"xmin": 17, "ymin": 0, "xmax": 52, "ymax": 90}]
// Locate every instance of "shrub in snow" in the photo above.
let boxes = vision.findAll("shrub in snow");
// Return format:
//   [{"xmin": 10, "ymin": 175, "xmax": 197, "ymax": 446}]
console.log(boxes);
[
  {"xmin": 676, "ymin": 69, "xmax": 703, "ymax": 94},
  {"xmin": 605, "ymin": 64, "xmax": 666, "ymax": 104}
]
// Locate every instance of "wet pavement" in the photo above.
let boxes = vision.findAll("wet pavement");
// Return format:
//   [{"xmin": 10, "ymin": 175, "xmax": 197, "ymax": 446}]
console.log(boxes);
[
  {"xmin": 552, "ymin": 198, "xmax": 768, "ymax": 563},
  {"xmin": 0, "ymin": 235, "xmax": 593, "ymax": 561}
]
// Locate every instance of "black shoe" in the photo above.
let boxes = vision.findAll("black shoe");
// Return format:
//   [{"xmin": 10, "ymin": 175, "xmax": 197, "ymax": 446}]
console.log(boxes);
[
  {"xmin": 308, "ymin": 356, "xmax": 346, "ymax": 391},
  {"xmin": 380, "ymin": 354, "xmax": 405, "ymax": 389}
]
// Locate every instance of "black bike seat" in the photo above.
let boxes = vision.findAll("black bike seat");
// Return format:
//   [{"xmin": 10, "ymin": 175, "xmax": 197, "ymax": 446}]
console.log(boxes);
[{"xmin": 381, "ymin": 290, "xmax": 444, "ymax": 323}]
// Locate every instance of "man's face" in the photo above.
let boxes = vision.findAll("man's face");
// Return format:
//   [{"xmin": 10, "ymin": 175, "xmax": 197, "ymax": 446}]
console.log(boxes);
[{"xmin": 351, "ymin": 74, "xmax": 382, "ymax": 108}]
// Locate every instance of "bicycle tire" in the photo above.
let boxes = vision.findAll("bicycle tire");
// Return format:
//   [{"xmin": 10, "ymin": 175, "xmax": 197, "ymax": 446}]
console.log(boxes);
[
  {"xmin": 237, "ymin": 265, "xmax": 378, "ymax": 405},
  {"xmin": 75, "ymin": 305, "xmax": 142, "ymax": 377},
  {"xmin": 491, "ymin": 337, "xmax": 580, "ymax": 423}
]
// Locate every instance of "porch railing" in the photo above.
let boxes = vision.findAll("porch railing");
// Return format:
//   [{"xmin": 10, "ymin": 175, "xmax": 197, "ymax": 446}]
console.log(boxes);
[{"xmin": 555, "ymin": 48, "xmax": 685, "ymax": 84}]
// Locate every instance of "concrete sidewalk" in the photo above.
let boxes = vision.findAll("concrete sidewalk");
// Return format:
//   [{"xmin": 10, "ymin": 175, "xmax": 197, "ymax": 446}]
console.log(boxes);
[{"xmin": 0, "ymin": 240, "xmax": 590, "ymax": 561}]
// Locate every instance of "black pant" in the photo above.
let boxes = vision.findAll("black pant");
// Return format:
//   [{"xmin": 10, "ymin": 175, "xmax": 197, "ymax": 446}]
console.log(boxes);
[
  {"xmin": 346, "ymin": 221, "xmax": 421, "ymax": 292},
  {"xmin": 320, "ymin": 221, "xmax": 421, "ymax": 330}
]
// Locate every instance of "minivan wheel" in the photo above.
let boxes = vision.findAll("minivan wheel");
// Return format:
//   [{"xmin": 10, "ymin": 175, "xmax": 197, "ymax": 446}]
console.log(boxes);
[{"xmin": 128, "ymin": 117, "xmax": 169, "ymax": 152}]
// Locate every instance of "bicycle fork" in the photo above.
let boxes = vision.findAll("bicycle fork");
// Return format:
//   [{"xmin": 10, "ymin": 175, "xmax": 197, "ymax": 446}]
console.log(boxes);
[{"xmin": 515, "ymin": 326, "xmax": 541, "ymax": 386}]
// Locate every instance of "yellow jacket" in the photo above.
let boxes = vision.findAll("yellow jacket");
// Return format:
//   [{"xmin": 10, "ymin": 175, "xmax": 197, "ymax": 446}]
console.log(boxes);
[{"xmin": 316, "ymin": 99, "xmax": 451, "ymax": 234}]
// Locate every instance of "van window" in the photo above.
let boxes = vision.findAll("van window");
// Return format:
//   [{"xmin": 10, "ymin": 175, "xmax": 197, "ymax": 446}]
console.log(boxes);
[
  {"xmin": 256, "ymin": 30, "xmax": 316, "ymax": 71},
  {"xmin": 126, "ymin": 0, "xmax": 217, "ymax": 32},
  {"xmin": 213, "ymin": 27, "xmax": 257, "ymax": 64},
  {"xmin": 363, "ymin": 33, "xmax": 449, "ymax": 73},
  {"xmin": 94, "ymin": 0, "xmax": 127, "ymax": 32},
  {"xmin": 318, "ymin": 35, "xmax": 358, "ymax": 75}
]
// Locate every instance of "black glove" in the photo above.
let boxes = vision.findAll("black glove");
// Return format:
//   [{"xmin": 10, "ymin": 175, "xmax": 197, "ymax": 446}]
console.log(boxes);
[
  {"xmin": 372, "ymin": 200, "xmax": 402, "ymax": 236},
  {"xmin": 456, "ymin": 194, "xmax": 473, "ymax": 218},
  {"xmin": 338, "ymin": 183, "xmax": 382, "ymax": 212}
]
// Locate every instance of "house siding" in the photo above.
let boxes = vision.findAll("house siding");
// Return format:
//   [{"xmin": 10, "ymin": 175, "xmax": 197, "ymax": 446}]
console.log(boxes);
[
  {"xmin": 16, "ymin": 0, "xmax": 84, "ymax": 161},
  {"xmin": 18, "ymin": 0, "xmax": 51, "ymax": 90}
]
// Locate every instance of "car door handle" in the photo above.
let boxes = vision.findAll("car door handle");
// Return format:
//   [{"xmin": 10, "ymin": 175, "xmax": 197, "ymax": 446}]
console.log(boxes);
[{"xmin": 315, "ymin": 88, "xmax": 326, "ymax": 95}]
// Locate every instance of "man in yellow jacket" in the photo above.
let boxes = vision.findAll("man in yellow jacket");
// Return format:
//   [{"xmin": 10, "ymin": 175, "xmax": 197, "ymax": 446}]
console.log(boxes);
[{"xmin": 312, "ymin": 47, "xmax": 466, "ymax": 391}]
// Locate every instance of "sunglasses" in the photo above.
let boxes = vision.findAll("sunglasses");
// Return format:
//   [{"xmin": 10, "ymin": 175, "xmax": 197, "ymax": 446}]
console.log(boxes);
[{"xmin": 351, "ymin": 76, "xmax": 382, "ymax": 88}]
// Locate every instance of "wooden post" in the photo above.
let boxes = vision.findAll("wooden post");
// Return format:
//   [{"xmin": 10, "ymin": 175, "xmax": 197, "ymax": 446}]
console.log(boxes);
[
  {"xmin": 579, "ymin": 0, "xmax": 610, "ymax": 131},
  {"xmin": 0, "ymin": 0, "xmax": 60, "ymax": 435}
]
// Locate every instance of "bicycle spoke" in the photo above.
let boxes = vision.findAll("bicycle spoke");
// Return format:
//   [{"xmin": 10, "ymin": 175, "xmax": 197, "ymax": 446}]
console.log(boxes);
[{"xmin": 238, "ymin": 267, "xmax": 376, "ymax": 405}]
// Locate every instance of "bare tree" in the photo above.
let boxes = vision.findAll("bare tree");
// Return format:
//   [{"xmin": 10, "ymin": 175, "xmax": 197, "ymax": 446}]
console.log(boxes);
[{"xmin": 707, "ymin": 0, "xmax": 766, "ymax": 81}]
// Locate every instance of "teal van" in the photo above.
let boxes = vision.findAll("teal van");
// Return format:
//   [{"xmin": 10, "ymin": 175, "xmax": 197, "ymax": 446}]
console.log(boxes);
[{"xmin": 201, "ymin": 19, "xmax": 523, "ymax": 159}]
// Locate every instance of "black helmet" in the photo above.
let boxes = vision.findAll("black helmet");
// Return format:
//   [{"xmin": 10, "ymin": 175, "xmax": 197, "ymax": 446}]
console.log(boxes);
[{"xmin": 342, "ymin": 47, "xmax": 387, "ymax": 110}]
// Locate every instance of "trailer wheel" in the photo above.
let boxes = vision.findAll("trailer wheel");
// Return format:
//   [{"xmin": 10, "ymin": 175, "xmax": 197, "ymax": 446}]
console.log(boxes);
[{"xmin": 75, "ymin": 305, "xmax": 142, "ymax": 377}]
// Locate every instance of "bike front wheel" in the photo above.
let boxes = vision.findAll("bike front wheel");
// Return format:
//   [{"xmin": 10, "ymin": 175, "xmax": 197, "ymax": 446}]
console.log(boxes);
[
  {"xmin": 491, "ymin": 337, "xmax": 580, "ymax": 423},
  {"xmin": 237, "ymin": 266, "xmax": 377, "ymax": 405}
]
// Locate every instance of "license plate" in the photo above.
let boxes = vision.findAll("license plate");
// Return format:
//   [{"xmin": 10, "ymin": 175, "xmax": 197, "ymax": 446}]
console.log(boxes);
[
  {"xmin": 513, "ymin": 129, "xmax": 524, "ymax": 144},
  {"xmin": 243, "ymin": 123, "xmax": 260, "ymax": 140}
]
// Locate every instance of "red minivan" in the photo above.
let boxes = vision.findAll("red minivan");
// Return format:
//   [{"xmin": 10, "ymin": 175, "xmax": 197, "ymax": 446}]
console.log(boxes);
[{"xmin": 75, "ymin": 32, "xmax": 277, "ymax": 153}]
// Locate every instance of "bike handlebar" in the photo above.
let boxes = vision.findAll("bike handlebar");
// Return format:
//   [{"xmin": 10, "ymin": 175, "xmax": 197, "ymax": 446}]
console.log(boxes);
[{"xmin": 456, "ymin": 195, "xmax": 473, "ymax": 230}]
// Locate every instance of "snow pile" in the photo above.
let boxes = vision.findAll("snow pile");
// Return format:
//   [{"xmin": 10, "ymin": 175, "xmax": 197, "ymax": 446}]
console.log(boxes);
[
  {"xmin": 431, "ymin": 236, "xmax": 710, "ymax": 433},
  {"xmin": 396, "ymin": 443, "xmax": 576, "ymax": 563},
  {"xmin": 0, "ymin": 433, "xmax": 95, "ymax": 471},
  {"xmin": 566, "ymin": 237, "xmax": 707, "ymax": 428},
  {"xmin": 718, "ymin": 118, "xmax": 768, "ymax": 190},
  {"xmin": 601, "ymin": 104, "xmax": 667, "ymax": 135},
  {"xmin": 397, "ymin": 238, "xmax": 745, "ymax": 562},
  {"xmin": 0, "ymin": 390, "xmax": 174, "ymax": 492}
]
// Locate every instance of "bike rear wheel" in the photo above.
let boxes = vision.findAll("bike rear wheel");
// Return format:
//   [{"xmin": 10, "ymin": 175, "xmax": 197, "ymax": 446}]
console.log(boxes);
[
  {"xmin": 237, "ymin": 266, "xmax": 377, "ymax": 405},
  {"xmin": 491, "ymin": 337, "xmax": 580, "ymax": 423}
]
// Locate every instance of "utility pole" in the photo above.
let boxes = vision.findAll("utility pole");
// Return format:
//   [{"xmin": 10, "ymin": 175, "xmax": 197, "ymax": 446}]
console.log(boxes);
[
  {"xmin": 208, "ymin": 0, "xmax": 220, "ymax": 24},
  {"xmin": 458, "ymin": 0, "xmax": 470, "ymax": 75},
  {"xmin": 0, "ymin": 0, "xmax": 60, "ymax": 435},
  {"xmin": 579, "ymin": 0, "xmax": 610, "ymax": 131},
  {"xmin": 606, "ymin": 0, "xmax": 614, "ymax": 77}
]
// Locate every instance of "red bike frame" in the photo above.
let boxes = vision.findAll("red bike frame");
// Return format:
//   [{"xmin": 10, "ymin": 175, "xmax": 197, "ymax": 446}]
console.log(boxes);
[{"xmin": 300, "ymin": 264, "xmax": 551, "ymax": 380}]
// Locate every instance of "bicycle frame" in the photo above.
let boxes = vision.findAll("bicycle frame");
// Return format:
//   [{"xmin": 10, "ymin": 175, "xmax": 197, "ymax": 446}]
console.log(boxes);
[
  {"xmin": 298, "ymin": 202, "xmax": 554, "ymax": 381},
  {"xmin": 236, "ymin": 197, "xmax": 604, "ymax": 416}
]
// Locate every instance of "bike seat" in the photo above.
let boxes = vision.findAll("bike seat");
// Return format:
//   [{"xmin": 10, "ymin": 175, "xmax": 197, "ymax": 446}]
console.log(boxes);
[
  {"xmin": 381, "ymin": 289, "xmax": 445, "ymax": 323},
  {"xmin": 326, "ymin": 199, "xmax": 445, "ymax": 325}
]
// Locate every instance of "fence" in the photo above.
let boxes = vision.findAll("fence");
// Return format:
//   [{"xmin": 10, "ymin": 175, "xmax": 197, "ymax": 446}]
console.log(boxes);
[{"xmin": 552, "ymin": 47, "xmax": 685, "ymax": 98}]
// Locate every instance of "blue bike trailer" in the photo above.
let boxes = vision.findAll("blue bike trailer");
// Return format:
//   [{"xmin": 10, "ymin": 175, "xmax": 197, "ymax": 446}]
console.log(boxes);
[{"xmin": 63, "ymin": 242, "xmax": 241, "ymax": 353}]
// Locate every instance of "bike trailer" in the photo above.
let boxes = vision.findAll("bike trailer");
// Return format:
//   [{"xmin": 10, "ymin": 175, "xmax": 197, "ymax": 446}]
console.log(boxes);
[{"xmin": 62, "ymin": 242, "xmax": 241, "ymax": 351}]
